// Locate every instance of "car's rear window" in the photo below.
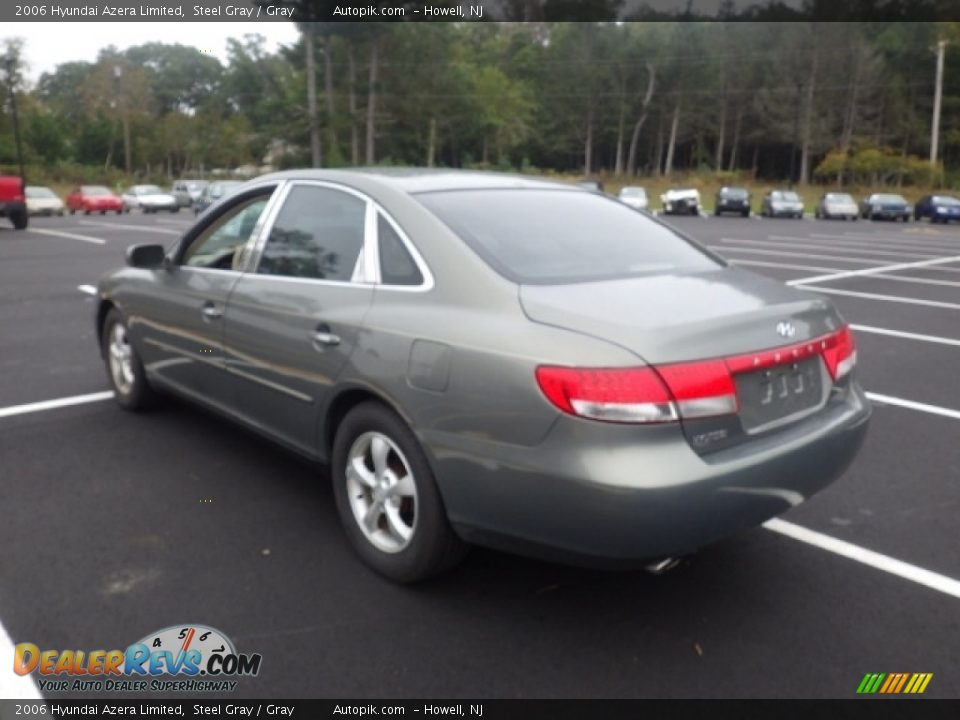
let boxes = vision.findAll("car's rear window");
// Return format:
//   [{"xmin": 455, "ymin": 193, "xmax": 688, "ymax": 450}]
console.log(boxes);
[
  {"xmin": 416, "ymin": 189, "xmax": 719, "ymax": 284},
  {"xmin": 721, "ymin": 188, "xmax": 748, "ymax": 198}
]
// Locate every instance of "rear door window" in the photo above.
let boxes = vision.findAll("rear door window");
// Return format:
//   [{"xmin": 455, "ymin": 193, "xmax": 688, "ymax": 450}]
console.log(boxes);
[{"xmin": 256, "ymin": 184, "xmax": 367, "ymax": 282}]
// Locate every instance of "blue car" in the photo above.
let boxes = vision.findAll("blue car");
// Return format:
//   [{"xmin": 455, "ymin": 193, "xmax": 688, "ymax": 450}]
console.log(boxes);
[{"xmin": 913, "ymin": 194, "xmax": 960, "ymax": 223}]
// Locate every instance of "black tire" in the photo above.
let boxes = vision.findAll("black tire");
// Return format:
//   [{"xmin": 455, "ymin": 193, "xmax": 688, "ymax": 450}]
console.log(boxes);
[
  {"xmin": 69, "ymin": 208, "xmax": 76, "ymax": 215},
  {"xmin": 332, "ymin": 401, "xmax": 466, "ymax": 583},
  {"xmin": 100, "ymin": 308, "xmax": 157, "ymax": 411},
  {"xmin": 171, "ymin": 207, "xmax": 180, "ymax": 214},
  {"xmin": 10, "ymin": 209, "xmax": 28, "ymax": 230},
  {"xmin": 741, "ymin": 209, "xmax": 749, "ymax": 218}
]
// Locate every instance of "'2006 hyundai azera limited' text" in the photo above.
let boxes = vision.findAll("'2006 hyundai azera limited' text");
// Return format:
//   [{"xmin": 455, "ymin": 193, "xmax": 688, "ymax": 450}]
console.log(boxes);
[{"xmin": 95, "ymin": 169, "xmax": 871, "ymax": 582}]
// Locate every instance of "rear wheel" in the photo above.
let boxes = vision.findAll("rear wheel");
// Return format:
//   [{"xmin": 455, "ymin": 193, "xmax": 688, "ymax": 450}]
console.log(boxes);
[
  {"xmin": 332, "ymin": 402, "xmax": 466, "ymax": 583},
  {"xmin": 10, "ymin": 209, "xmax": 28, "ymax": 230},
  {"xmin": 101, "ymin": 309, "xmax": 156, "ymax": 411}
]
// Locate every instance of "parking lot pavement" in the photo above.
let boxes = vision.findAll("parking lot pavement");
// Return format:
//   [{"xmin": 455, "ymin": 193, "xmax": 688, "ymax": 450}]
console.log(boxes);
[{"xmin": 1, "ymin": 212, "xmax": 958, "ymax": 699}]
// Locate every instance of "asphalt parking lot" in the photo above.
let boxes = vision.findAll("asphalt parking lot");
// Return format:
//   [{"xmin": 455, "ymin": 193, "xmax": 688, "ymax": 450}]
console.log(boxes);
[{"xmin": 1, "ymin": 209, "xmax": 958, "ymax": 700}]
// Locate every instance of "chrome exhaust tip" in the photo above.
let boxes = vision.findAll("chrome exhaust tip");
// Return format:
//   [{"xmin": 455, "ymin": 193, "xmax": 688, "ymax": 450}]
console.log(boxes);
[{"xmin": 645, "ymin": 557, "xmax": 681, "ymax": 575}]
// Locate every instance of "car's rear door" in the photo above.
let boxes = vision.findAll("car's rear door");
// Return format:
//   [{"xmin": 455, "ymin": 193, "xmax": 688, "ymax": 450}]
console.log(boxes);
[
  {"xmin": 131, "ymin": 183, "xmax": 280, "ymax": 409},
  {"xmin": 219, "ymin": 181, "xmax": 375, "ymax": 454}
]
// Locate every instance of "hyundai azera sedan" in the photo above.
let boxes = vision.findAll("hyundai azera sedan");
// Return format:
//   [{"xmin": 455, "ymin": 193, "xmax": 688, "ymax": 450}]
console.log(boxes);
[{"xmin": 95, "ymin": 169, "xmax": 871, "ymax": 582}]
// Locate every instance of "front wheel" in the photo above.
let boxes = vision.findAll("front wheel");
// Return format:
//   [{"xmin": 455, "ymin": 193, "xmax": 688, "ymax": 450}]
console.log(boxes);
[
  {"xmin": 10, "ymin": 209, "xmax": 28, "ymax": 230},
  {"xmin": 332, "ymin": 402, "xmax": 466, "ymax": 583},
  {"xmin": 101, "ymin": 309, "xmax": 156, "ymax": 411}
]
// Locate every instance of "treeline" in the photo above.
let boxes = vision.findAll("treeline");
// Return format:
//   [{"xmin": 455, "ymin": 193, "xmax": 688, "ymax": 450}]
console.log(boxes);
[{"xmin": 2, "ymin": 21, "xmax": 960, "ymax": 185}]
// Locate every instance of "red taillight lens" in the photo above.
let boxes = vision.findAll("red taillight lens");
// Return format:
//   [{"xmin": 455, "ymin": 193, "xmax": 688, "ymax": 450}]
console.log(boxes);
[
  {"xmin": 535, "ymin": 366, "xmax": 676, "ymax": 423},
  {"xmin": 822, "ymin": 325, "xmax": 857, "ymax": 380},
  {"xmin": 655, "ymin": 359, "xmax": 739, "ymax": 419},
  {"xmin": 536, "ymin": 325, "xmax": 855, "ymax": 424}
]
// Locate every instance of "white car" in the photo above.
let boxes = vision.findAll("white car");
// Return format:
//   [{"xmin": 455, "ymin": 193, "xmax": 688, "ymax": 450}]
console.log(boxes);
[
  {"xmin": 122, "ymin": 185, "xmax": 180, "ymax": 214},
  {"xmin": 815, "ymin": 193, "xmax": 859, "ymax": 221},
  {"xmin": 618, "ymin": 186, "xmax": 649, "ymax": 210},
  {"xmin": 660, "ymin": 188, "xmax": 702, "ymax": 216},
  {"xmin": 25, "ymin": 186, "xmax": 65, "ymax": 216}
]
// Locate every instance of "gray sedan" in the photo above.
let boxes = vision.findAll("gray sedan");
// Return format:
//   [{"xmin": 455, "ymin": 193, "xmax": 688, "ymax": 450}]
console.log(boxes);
[{"xmin": 95, "ymin": 169, "xmax": 871, "ymax": 582}]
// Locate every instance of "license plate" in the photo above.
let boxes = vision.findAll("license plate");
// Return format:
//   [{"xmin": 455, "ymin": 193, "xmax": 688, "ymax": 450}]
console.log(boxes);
[{"xmin": 735, "ymin": 357, "xmax": 823, "ymax": 431}]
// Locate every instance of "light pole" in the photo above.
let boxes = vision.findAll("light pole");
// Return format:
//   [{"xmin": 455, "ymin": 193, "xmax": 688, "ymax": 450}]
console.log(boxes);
[
  {"xmin": 930, "ymin": 39, "xmax": 947, "ymax": 185},
  {"xmin": 3, "ymin": 52, "xmax": 26, "ymax": 183}
]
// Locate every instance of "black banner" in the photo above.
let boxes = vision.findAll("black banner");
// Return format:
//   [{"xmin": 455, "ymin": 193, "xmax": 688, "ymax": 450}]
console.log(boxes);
[
  {"xmin": 1, "ymin": 699, "xmax": 959, "ymax": 720},
  {"xmin": 5, "ymin": 0, "xmax": 960, "ymax": 23}
]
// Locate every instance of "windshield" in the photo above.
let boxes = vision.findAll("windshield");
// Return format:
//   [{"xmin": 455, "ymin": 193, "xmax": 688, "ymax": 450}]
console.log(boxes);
[
  {"xmin": 83, "ymin": 186, "xmax": 112, "ymax": 196},
  {"xmin": 137, "ymin": 185, "xmax": 163, "ymax": 195},
  {"xmin": 721, "ymin": 188, "xmax": 748, "ymax": 199},
  {"xmin": 825, "ymin": 194, "xmax": 854, "ymax": 203},
  {"xmin": 416, "ymin": 189, "xmax": 719, "ymax": 285},
  {"xmin": 933, "ymin": 196, "xmax": 960, "ymax": 206},
  {"xmin": 772, "ymin": 191, "xmax": 800, "ymax": 202},
  {"xmin": 620, "ymin": 187, "xmax": 646, "ymax": 197},
  {"xmin": 872, "ymin": 194, "xmax": 905, "ymax": 203},
  {"xmin": 26, "ymin": 187, "xmax": 56, "ymax": 198}
]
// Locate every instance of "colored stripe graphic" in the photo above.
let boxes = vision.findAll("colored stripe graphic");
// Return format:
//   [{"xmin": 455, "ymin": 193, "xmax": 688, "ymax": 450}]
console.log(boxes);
[{"xmin": 858, "ymin": 672, "xmax": 933, "ymax": 694}]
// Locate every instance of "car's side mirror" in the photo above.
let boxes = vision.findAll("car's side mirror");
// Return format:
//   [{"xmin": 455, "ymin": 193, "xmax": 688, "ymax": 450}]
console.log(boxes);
[{"xmin": 126, "ymin": 244, "xmax": 167, "ymax": 269}]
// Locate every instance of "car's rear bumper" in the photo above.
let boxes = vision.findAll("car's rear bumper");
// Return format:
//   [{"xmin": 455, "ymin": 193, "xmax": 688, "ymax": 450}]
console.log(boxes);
[{"xmin": 429, "ymin": 381, "xmax": 870, "ymax": 566}]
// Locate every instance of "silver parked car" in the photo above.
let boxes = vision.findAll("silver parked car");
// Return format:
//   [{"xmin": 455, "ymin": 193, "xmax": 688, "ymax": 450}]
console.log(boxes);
[
  {"xmin": 618, "ymin": 186, "xmax": 649, "ymax": 210},
  {"xmin": 122, "ymin": 185, "xmax": 180, "ymax": 214},
  {"xmin": 815, "ymin": 192, "xmax": 859, "ymax": 221},
  {"xmin": 95, "ymin": 169, "xmax": 870, "ymax": 582}
]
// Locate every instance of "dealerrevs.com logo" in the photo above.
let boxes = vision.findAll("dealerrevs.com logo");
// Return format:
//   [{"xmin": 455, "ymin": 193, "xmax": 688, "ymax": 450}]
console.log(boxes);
[{"xmin": 14, "ymin": 624, "xmax": 262, "ymax": 693}]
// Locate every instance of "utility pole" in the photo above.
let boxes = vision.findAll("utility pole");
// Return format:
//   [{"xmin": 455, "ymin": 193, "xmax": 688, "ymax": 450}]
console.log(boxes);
[
  {"xmin": 930, "ymin": 39, "xmax": 947, "ymax": 173},
  {"xmin": 3, "ymin": 53, "xmax": 26, "ymax": 183}
]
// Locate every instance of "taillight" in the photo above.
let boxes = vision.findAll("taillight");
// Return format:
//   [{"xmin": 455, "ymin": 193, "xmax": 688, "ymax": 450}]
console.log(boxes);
[
  {"xmin": 822, "ymin": 325, "xmax": 857, "ymax": 380},
  {"xmin": 535, "ymin": 367, "xmax": 677, "ymax": 423},
  {"xmin": 536, "ymin": 325, "xmax": 856, "ymax": 424}
]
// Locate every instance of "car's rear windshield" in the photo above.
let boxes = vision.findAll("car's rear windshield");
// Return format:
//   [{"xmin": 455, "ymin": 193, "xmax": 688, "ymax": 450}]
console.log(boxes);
[
  {"xmin": 138, "ymin": 185, "xmax": 163, "ymax": 194},
  {"xmin": 826, "ymin": 193, "xmax": 854, "ymax": 202},
  {"xmin": 620, "ymin": 187, "xmax": 646, "ymax": 197},
  {"xmin": 416, "ymin": 189, "xmax": 720, "ymax": 284},
  {"xmin": 83, "ymin": 186, "xmax": 112, "ymax": 195},
  {"xmin": 872, "ymin": 194, "xmax": 905, "ymax": 203},
  {"xmin": 772, "ymin": 191, "xmax": 800, "ymax": 201},
  {"xmin": 26, "ymin": 187, "xmax": 56, "ymax": 198}
]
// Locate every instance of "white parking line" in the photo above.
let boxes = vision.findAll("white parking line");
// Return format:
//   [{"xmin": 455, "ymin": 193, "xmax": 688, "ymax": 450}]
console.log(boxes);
[
  {"xmin": 0, "ymin": 391, "xmax": 114, "ymax": 420},
  {"xmin": 763, "ymin": 519, "xmax": 960, "ymax": 600},
  {"xmin": 781, "ymin": 234, "xmax": 960, "ymax": 253},
  {"xmin": 798, "ymin": 285, "xmax": 960, "ymax": 310},
  {"xmin": 725, "ymin": 238, "xmax": 943, "ymax": 261},
  {"xmin": 77, "ymin": 284, "xmax": 97, "ymax": 296},
  {"xmin": 77, "ymin": 221, "xmax": 180, "ymax": 236},
  {"xmin": 851, "ymin": 324, "xmax": 960, "ymax": 347},
  {"xmin": 865, "ymin": 392, "xmax": 960, "ymax": 421},
  {"xmin": 0, "ymin": 618, "xmax": 43, "ymax": 700},
  {"xmin": 787, "ymin": 254, "xmax": 960, "ymax": 285},
  {"xmin": 711, "ymin": 245, "xmax": 917, "ymax": 266},
  {"xmin": 28, "ymin": 228, "xmax": 105, "ymax": 245}
]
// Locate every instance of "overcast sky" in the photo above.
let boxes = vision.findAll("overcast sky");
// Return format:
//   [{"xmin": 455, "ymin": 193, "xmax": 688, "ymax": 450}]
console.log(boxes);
[{"xmin": 6, "ymin": 22, "xmax": 302, "ymax": 84}]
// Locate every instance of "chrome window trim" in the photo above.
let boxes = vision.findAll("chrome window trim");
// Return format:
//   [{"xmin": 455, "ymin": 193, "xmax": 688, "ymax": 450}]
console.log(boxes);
[{"xmin": 245, "ymin": 179, "xmax": 434, "ymax": 292}]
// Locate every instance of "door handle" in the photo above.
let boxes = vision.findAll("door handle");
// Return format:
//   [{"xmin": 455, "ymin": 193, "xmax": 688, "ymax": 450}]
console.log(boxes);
[
  {"xmin": 201, "ymin": 303, "xmax": 223, "ymax": 321},
  {"xmin": 312, "ymin": 323, "xmax": 341, "ymax": 348}
]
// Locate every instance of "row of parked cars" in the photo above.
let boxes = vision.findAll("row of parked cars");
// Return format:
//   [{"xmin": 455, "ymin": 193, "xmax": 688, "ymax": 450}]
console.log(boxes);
[
  {"xmin": 22, "ymin": 180, "xmax": 244, "ymax": 217},
  {"xmin": 582, "ymin": 181, "xmax": 960, "ymax": 223}
]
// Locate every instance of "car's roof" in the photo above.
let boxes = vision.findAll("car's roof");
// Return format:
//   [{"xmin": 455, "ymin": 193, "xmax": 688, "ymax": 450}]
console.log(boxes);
[{"xmin": 254, "ymin": 168, "xmax": 577, "ymax": 194}]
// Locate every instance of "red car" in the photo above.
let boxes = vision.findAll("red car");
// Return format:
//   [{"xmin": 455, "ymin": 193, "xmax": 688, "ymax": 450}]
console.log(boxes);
[{"xmin": 66, "ymin": 185, "xmax": 125, "ymax": 215}]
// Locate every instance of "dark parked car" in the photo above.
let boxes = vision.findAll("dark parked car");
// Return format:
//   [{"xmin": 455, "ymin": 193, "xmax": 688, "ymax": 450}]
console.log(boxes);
[
  {"xmin": 815, "ymin": 193, "xmax": 859, "ymax": 221},
  {"xmin": 714, "ymin": 187, "xmax": 751, "ymax": 217},
  {"xmin": 194, "ymin": 181, "xmax": 244, "ymax": 215},
  {"xmin": 761, "ymin": 190, "xmax": 804, "ymax": 219},
  {"xmin": 860, "ymin": 193, "xmax": 911, "ymax": 222},
  {"xmin": 913, "ymin": 194, "xmax": 960, "ymax": 223},
  {"xmin": 96, "ymin": 169, "xmax": 870, "ymax": 582}
]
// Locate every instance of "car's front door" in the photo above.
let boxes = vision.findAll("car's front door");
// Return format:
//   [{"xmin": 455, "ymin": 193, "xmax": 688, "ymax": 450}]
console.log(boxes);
[
  {"xmin": 132, "ymin": 186, "xmax": 278, "ymax": 409},
  {"xmin": 220, "ymin": 182, "xmax": 375, "ymax": 454}
]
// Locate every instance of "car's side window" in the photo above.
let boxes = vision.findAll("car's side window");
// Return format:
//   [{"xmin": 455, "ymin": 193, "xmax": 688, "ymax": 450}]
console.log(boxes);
[
  {"xmin": 257, "ymin": 185, "xmax": 366, "ymax": 282},
  {"xmin": 181, "ymin": 195, "xmax": 271, "ymax": 270},
  {"xmin": 378, "ymin": 214, "xmax": 423, "ymax": 286}
]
